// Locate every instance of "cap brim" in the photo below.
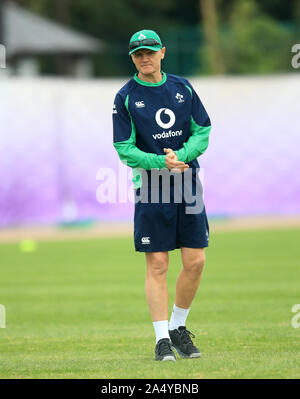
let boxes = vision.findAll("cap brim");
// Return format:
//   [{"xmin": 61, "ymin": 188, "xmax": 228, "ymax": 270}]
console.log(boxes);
[{"xmin": 129, "ymin": 45, "xmax": 162, "ymax": 55}]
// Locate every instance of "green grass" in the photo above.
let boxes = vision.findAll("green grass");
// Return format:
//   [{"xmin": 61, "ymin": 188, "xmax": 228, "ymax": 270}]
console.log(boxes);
[{"xmin": 0, "ymin": 228, "xmax": 300, "ymax": 379}]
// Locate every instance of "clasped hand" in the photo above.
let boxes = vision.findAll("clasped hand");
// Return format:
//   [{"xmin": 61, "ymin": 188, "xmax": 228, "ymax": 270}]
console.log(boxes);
[{"xmin": 163, "ymin": 148, "xmax": 189, "ymax": 173}]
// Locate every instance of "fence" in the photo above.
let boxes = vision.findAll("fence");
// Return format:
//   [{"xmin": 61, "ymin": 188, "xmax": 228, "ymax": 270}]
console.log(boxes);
[{"xmin": 0, "ymin": 74, "xmax": 299, "ymax": 227}]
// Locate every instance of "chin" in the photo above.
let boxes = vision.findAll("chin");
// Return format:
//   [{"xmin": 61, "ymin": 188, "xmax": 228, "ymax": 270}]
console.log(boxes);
[{"xmin": 141, "ymin": 67, "xmax": 154, "ymax": 74}]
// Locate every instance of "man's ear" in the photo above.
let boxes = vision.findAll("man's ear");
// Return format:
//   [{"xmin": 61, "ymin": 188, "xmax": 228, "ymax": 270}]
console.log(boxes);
[{"xmin": 161, "ymin": 47, "xmax": 166, "ymax": 60}]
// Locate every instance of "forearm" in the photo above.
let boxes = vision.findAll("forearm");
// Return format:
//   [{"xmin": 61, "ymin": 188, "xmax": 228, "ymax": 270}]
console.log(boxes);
[
  {"xmin": 175, "ymin": 123, "xmax": 211, "ymax": 163},
  {"xmin": 113, "ymin": 141, "xmax": 166, "ymax": 170}
]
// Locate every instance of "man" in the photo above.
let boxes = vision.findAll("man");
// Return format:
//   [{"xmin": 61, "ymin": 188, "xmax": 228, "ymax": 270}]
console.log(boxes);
[{"xmin": 112, "ymin": 29, "xmax": 211, "ymax": 361}]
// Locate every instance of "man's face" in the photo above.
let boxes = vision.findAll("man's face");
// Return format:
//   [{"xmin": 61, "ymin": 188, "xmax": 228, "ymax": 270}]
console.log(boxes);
[{"xmin": 131, "ymin": 48, "xmax": 166, "ymax": 76}]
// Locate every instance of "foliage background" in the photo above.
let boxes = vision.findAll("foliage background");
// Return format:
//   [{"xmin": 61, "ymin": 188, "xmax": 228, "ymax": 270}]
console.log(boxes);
[{"xmin": 10, "ymin": 0, "xmax": 300, "ymax": 76}]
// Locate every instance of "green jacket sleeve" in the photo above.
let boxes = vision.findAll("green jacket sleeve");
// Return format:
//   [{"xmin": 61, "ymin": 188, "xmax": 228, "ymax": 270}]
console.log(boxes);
[
  {"xmin": 175, "ymin": 119, "xmax": 211, "ymax": 163},
  {"xmin": 113, "ymin": 94, "xmax": 166, "ymax": 170}
]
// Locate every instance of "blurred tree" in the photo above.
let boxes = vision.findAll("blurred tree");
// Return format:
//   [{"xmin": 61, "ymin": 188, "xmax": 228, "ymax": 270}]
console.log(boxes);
[
  {"xmin": 53, "ymin": 0, "xmax": 71, "ymax": 75},
  {"xmin": 221, "ymin": 0, "xmax": 292, "ymax": 74},
  {"xmin": 199, "ymin": 0, "xmax": 225, "ymax": 74},
  {"xmin": 294, "ymin": 0, "xmax": 300, "ymax": 25},
  {"xmin": 64, "ymin": 0, "xmax": 178, "ymax": 76},
  {"xmin": 14, "ymin": 0, "xmax": 52, "ymax": 16},
  {"xmin": 9, "ymin": 0, "xmax": 299, "ymax": 76},
  {"xmin": 254, "ymin": 0, "xmax": 298, "ymax": 21},
  {"xmin": 0, "ymin": 0, "xmax": 5, "ymax": 44},
  {"xmin": 54, "ymin": 0, "xmax": 70, "ymax": 24},
  {"xmin": 217, "ymin": 0, "xmax": 298, "ymax": 22}
]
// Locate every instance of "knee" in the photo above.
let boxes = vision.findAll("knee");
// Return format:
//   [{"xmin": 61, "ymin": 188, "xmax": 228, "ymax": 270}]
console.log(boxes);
[
  {"xmin": 146, "ymin": 254, "xmax": 168, "ymax": 279},
  {"xmin": 183, "ymin": 254, "xmax": 205, "ymax": 277}
]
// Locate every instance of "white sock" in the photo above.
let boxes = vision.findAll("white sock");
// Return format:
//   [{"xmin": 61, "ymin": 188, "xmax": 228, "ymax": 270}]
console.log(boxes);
[
  {"xmin": 169, "ymin": 304, "xmax": 190, "ymax": 330},
  {"xmin": 153, "ymin": 320, "xmax": 170, "ymax": 343}
]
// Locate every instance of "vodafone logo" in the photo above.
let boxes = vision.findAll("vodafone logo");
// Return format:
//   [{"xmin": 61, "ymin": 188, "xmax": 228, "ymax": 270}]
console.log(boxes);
[{"xmin": 155, "ymin": 108, "xmax": 176, "ymax": 129}]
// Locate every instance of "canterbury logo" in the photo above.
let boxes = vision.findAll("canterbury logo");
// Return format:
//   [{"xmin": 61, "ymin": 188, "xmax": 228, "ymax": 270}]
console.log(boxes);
[
  {"xmin": 155, "ymin": 108, "xmax": 176, "ymax": 129},
  {"xmin": 141, "ymin": 237, "xmax": 150, "ymax": 244},
  {"xmin": 135, "ymin": 101, "xmax": 145, "ymax": 108}
]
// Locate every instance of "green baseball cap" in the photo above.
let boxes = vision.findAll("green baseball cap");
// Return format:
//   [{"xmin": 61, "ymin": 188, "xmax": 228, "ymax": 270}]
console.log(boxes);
[{"xmin": 129, "ymin": 29, "xmax": 163, "ymax": 55}]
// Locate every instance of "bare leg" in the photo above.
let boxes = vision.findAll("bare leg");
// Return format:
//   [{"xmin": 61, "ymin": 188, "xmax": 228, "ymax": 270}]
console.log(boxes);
[
  {"xmin": 145, "ymin": 252, "xmax": 169, "ymax": 321},
  {"xmin": 175, "ymin": 248, "xmax": 205, "ymax": 309}
]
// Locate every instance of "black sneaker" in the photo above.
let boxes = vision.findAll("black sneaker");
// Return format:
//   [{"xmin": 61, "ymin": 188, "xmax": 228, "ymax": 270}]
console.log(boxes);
[
  {"xmin": 169, "ymin": 326, "xmax": 201, "ymax": 358},
  {"xmin": 155, "ymin": 338, "xmax": 176, "ymax": 361}
]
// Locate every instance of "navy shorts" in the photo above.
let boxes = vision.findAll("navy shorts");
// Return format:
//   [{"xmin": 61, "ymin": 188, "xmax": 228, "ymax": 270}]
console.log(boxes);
[{"xmin": 134, "ymin": 175, "xmax": 209, "ymax": 252}]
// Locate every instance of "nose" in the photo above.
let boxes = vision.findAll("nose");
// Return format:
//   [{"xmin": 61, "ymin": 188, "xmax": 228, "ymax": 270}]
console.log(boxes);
[{"xmin": 141, "ymin": 53, "xmax": 149, "ymax": 62}]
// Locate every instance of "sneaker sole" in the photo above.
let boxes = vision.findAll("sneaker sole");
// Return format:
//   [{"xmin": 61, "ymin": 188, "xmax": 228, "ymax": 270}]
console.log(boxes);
[
  {"xmin": 171, "ymin": 345, "xmax": 201, "ymax": 359},
  {"xmin": 155, "ymin": 355, "xmax": 176, "ymax": 361}
]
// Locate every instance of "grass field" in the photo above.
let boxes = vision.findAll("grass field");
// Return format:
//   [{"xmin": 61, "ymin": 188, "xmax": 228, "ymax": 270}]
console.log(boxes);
[{"xmin": 0, "ymin": 227, "xmax": 300, "ymax": 379}]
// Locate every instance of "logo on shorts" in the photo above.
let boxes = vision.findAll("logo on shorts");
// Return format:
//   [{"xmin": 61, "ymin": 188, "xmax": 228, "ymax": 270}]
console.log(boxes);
[
  {"xmin": 112, "ymin": 104, "xmax": 117, "ymax": 114},
  {"xmin": 141, "ymin": 237, "xmax": 151, "ymax": 244},
  {"xmin": 155, "ymin": 108, "xmax": 176, "ymax": 129}
]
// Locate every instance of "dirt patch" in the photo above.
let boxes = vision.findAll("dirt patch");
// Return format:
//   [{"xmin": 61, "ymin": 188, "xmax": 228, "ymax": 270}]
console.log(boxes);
[{"xmin": 0, "ymin": 223, "xmax": 133, "ymax": 243}]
